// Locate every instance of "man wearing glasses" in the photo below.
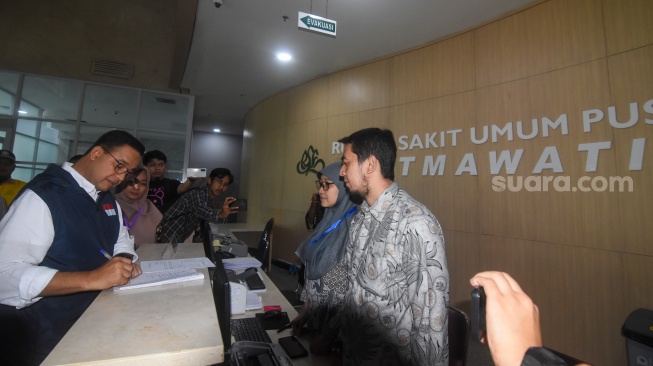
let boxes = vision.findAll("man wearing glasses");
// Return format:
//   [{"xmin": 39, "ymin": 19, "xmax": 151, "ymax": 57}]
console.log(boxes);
[
  {"xmin": 0, "ymin": 130, "xmax": 145, "ymax": 365},
  {"xmin": 157, "ymin": 167, "xmax": 239, "ymax": 243}
]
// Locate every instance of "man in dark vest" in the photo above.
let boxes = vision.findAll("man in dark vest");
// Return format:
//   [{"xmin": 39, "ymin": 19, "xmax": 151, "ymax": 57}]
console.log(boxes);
[{"xmin": 0, "ymin": 130, "xmax": 145, "ymax": 365}]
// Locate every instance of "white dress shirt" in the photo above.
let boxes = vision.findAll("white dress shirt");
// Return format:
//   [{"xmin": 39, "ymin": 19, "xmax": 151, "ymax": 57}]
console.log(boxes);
[{"xmin": 0, "ymin": 163, "xmax": 137, "ymax": 308}]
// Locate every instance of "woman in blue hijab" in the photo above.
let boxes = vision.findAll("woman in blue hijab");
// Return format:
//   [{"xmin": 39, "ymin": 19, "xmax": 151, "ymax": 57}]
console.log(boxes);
[{"xmin": 292, "ymin": 162, "xmax": 356, "ymax": 354}]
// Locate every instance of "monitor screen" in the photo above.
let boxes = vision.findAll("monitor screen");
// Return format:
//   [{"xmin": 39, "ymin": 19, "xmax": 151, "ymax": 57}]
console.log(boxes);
[{"xmin": 211, "ymin": 255, "xmax": 232, "ymax": 350}]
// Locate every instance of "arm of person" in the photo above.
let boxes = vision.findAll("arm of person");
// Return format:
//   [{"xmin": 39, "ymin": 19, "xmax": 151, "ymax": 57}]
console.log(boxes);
[
  {"xmin": 112, "ymin": 201, "xmax": 141, "ymax": 278},
  {"xmin": 0, "ymin": 191, "xmax": 137, "ymax": 308},
  {"xmin": 177, "ymin": 177, "xmax": 194, "ymax": 194},
  {"xmin": 469, "ymin": 271, "xmax": 542, "ymax": 366},
  {"xmin": 405, "ymin": 217, "xmax": 449, "ymax": 364}
]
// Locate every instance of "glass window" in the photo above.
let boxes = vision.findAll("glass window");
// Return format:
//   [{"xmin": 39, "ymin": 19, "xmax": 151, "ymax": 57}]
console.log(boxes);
[
  {"xmin": 139, "ymin": 91, "xmax": 190, "ymax": 133},
  {"xmin": 14, "ymin": 163, "xmax": 46, "ymax": 182},
  {"xmin": 138, "ymin": 130, "xmax": 186, "ymax": 176},
  {"xmin": 82, "ymin": 84, "xmax": 138, "ymax": 128},
  {"xmin": 77, "ymin": 125, "xmax": 132, "ymax": 156},
  {"xmin": 20, "ymin": 75, "xmax": 82, "ymax": 121},
  {"xmin": 15, "ymin": 120, "xmax": 76, "ymax": 164},
  {"xmin": 0, "ymin": 72, "xmax": 19, "ymax": 116}
]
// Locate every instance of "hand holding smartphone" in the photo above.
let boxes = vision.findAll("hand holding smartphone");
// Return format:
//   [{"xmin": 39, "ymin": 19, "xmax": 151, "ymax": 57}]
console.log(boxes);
[
  {"xmin": 471, "ymin": 287, "xmax": 486, "ymax": 342},
  {"xmin": 229, "ymin": 198, "xmax": 248, "ymax": 211}
]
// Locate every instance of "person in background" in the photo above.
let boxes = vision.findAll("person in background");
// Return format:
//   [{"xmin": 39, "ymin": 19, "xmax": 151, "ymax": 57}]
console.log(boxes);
[
  {"xmin": 470, "ymin": 271, "xmax": 571, "ymax": 366},
  {"xmin": 0, "ymin": 130, "xmax": 144, "ymax": 365},
  {"xmin": 0, "ymin": 149, "xmax": 26, "ymax": 206},
  {"xmin": 157, "ymin": 167, "xmax": 239, "ymax": 243},
  {"xmin": 292, "ymin": 162, "xmax": 357, "ymax": 354},
  {"xmin": 115, "ymin": 166, "xmax": 162, "ymax": 247},
  {"xmin": 143, "ymin": 150, "xmax": 195, "ymax": 214},
  {"xmin": 337, "ymin": 127, "xmax": 449, "ymax": 365}
]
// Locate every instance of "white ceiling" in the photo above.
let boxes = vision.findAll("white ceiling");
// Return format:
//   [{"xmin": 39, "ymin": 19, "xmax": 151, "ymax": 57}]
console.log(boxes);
[{"xmin": 182, "ymin": 0, "xmax": 539, "ymax": 135}]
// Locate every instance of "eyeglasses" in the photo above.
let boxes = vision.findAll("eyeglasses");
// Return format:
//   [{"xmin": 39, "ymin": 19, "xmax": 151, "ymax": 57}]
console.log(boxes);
[
  {"xmin": 315, "ymin": 180, "xmax": 334, "ymax": 191},
  {"xmin": 103, "ymin": 148, "xmax": 133, "ymax": 175},
  {"xmin": 212, "ymin": 178, "xmax": 230, "ymax": 188}
]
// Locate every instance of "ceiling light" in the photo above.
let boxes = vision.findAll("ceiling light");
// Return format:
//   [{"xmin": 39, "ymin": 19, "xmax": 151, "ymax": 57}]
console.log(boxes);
[
  {"xmin": 18, "ymin": 110, "xmax": 27, "ymax": 114},
  {"xmin": 276, "ymin": 53, "xmax": 292, "ymax": 61},
  {"xmin": 213, "ymin": 128, "xmax": 221, "ymax": 133}
]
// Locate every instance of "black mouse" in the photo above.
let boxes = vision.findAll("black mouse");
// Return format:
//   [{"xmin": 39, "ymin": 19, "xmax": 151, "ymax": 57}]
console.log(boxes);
[{"xmin": 262, "ymin": 310, "xmax": 282, "ymax": 320}]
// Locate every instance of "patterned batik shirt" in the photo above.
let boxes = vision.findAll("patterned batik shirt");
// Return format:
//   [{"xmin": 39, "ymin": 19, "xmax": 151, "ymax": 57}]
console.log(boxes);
[
  {"xmin": 158, "ymin": 187, "xmax": 219, "ymax": 243},
  {"xmin": 340, "ymin": 182, "xmax": 449, "ymax": 366},
  {"xmin": 301, "ymin": 258, "xmax": 348, "ymax": 338}
]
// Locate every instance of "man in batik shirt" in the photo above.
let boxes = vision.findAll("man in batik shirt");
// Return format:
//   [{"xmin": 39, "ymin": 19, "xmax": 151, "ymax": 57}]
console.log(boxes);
[{"xmin": 337, "ymin": 127, "xmax": 449, "ymax": 366}]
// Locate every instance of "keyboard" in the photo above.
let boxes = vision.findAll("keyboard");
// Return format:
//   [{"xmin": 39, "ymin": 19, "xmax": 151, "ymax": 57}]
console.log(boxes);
[
  {"xmin": 245, "ymin": 272, "xmax": 266, "ymax": 291},
  {"xmin": 231, "ymin": 317, "xmax": 272, "ymax": 343}
]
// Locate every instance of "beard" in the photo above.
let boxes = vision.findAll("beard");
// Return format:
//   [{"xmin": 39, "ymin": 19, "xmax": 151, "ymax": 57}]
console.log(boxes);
[{"xmin": 346, "ymin": 187, "xmax": 365, "ymax": 205}]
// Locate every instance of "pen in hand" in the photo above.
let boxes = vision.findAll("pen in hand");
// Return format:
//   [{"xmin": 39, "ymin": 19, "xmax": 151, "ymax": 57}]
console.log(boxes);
[
  {"xmin": 100, "ymin": 249, "xmax": 112, "ymax": 260},
  {"xmin": 277, "ymin": 322, "xmax": 292, "ymax": 333}
]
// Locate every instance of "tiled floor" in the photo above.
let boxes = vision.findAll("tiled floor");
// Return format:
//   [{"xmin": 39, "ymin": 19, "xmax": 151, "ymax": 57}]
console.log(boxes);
[{"xmin": 266, "ymin": 264, "xmax": 495, "ymax": 365}]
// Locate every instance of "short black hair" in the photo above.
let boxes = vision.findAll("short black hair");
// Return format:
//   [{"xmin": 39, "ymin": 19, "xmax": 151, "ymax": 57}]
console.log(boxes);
[
  {"xmin": 338, "ymin": 128, "xmax": 396, "ymax": 181},
  {"xmin": 85, "ymin": 130, "xmax": 145, "ymax": 157},
  {"xmin": 142, "ymin": 150, "xmax": 167, "ymax": 165},
  {"xmin": 209, "ymin": 168, "xmax": 234, "ymax": 185}
]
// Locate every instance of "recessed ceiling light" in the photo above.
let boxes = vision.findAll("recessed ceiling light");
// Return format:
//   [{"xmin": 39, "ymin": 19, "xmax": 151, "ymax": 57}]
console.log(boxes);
[
  {"xmin": 213, "ymin": 128, "xmax": 221, "ymax": 133},
  {"xmin": 276, "ymin": 53, "xmax": 292, "ymax": 61}
]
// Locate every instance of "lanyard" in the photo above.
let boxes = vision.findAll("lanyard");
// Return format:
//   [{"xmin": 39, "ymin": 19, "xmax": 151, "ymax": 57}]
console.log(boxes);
[
  {"xmin": 310, "ymin": 206, "xmax": 357, "ymax": 246},
  {"xmin": 123, "ymin": 206, "xmax": 143, "ymax": 230}
]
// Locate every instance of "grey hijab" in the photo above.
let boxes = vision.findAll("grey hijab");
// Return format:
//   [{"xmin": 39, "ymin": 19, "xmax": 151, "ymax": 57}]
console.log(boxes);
[{"xmin": 295, "ymin": 162, "xmax": 356, "ymax": 280}]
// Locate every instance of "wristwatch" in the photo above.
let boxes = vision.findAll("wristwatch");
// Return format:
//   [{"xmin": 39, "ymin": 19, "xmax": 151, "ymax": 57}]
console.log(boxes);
[
  {"xmin": 521, "ymin": 347, "xmax": 566, "ymax": 366},
  {"xmin": 114, "ymin": 252, "xmax": 134, "ymax": 261}
]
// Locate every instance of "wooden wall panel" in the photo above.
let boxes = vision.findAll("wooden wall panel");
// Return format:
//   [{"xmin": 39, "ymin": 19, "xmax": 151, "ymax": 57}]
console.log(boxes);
[
  {"xmin": 609, "ymin": 46, "xmax": 653, "ymax": 255},
  {"xmin": 479, "ymin": 236, "xmax": 625, "ymax": 365},
  {"xmin": 622, "ymin": 254, "xmax": 653, "ymax": 313},
  {"xmin": 475, "ymin": 0, "xmax": 605, "ymax": 88},
  {"xmin": 390, "ymin": 91, "xmax": 478, "ymax": 233},
  {"xmin": 245, "ymin": 127, "xmax": 286, "ymax": 212},
  {"xmin": 327, "ymin": 60, "xmax": 392, "ymax": 116},
  {"xmin": 325, "ymin": 108, "xmax": 392, "ymax": 150},
  {"xmin": 445, "ymin": 230, "xmax": 480, "ymax": 314},
  {"xmin": 603, "ymin": 0, "xmax": 653, "ymax": 55},
  {"xmin": 281, "ymin": 118, "xmax": 331, "ymax": 213},
  {"xmin": 478, "ymin": 61, "xmax": 622, "ymax": 250},
  {"xmin": 390, "ymin": 33, "xmax": 475, "ymax": 105},
  {"xmin": 245, "ymin": 92, "xmax": 289, "ymax": 136},
  {"xmin": 287, "ymin": 76, "xmax": 329, "ymax": 125},
  {"xmin": 241, "ymin": 2, "xmax": 650, "ymax": 363}
]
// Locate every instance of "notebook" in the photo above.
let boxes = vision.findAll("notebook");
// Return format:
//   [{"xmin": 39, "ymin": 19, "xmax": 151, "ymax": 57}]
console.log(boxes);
[{"xmin": 114, "ymin": 269, "xmax": 204, "ymax": 290}]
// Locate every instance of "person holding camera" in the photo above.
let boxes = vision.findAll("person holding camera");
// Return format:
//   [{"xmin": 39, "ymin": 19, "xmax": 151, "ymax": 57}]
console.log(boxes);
[
  {"xmin": 156, "ymin": 167, "xmax": 239, "ymax": 243},
  {"xmin": 470, "ymin": 272, "xmax": 584, "ymax": 366}
]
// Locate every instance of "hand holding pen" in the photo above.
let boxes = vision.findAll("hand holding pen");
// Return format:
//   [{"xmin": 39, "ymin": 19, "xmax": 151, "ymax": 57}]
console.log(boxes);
[{"xmin": 97, "ymin": 249, "xmax": 141, "ymax": 287}]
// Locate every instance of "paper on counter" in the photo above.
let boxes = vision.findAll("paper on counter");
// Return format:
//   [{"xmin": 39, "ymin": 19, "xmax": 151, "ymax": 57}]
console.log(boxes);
[
  {"xmin": 140, "ymin": 257, "xmax": 215, "ymax": 273},
  {"xmin": 114, "ymin": 269, "xmax": 204, "ymax": 291}
]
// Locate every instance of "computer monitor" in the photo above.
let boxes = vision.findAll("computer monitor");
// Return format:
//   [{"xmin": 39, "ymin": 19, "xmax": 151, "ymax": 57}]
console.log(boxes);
[
  {"xmin": 201, "ymin": 221, "xmax": 217, "ymax": 264},
  {"xmin": 211, "ymin": 256, "xmax": 232, "ymax": 351}
]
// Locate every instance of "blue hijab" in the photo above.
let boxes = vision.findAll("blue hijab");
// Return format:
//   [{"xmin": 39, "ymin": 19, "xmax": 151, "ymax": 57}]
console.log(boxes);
[{"xmin": 295, "ymin": 162, "xmax": 356, "ymax": 280}]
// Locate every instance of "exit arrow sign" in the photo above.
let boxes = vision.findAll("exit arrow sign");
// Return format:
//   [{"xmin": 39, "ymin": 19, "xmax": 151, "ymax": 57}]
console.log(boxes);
[{"xmin": 298, "ymin": 12, "xmax": 337, "ymax": 37}]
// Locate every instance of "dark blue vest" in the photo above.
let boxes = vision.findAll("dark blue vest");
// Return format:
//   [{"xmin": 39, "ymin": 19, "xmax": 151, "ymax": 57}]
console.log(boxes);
[{"xmin": 0, "ymin": 164, "xmax": 120, "ymax": 365}]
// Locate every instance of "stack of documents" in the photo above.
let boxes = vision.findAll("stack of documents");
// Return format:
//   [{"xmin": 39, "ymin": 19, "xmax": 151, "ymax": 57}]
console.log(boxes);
[
  {"xmin": 114, "ymin": 257, "xmax": 214, "ymax": 291},
  {"xmin": 222, "ymin": 257, "xmax": 262, "ymax": 270}
]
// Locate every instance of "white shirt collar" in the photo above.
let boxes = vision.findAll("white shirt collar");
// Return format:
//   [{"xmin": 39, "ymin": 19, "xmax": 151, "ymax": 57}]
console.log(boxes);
[{"xmin": 62, "ymin": 162, "xmax": 99, "ymax": 201}]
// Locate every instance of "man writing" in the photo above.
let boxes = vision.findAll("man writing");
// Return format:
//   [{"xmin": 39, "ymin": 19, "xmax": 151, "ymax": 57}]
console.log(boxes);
[
  {"xmin": 0, "ymin": 130, "xmax": 145, "ymax": 365},
  {"xmin": 337, "ymin": 128, "xmax": 449, "ymax": 365}
]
